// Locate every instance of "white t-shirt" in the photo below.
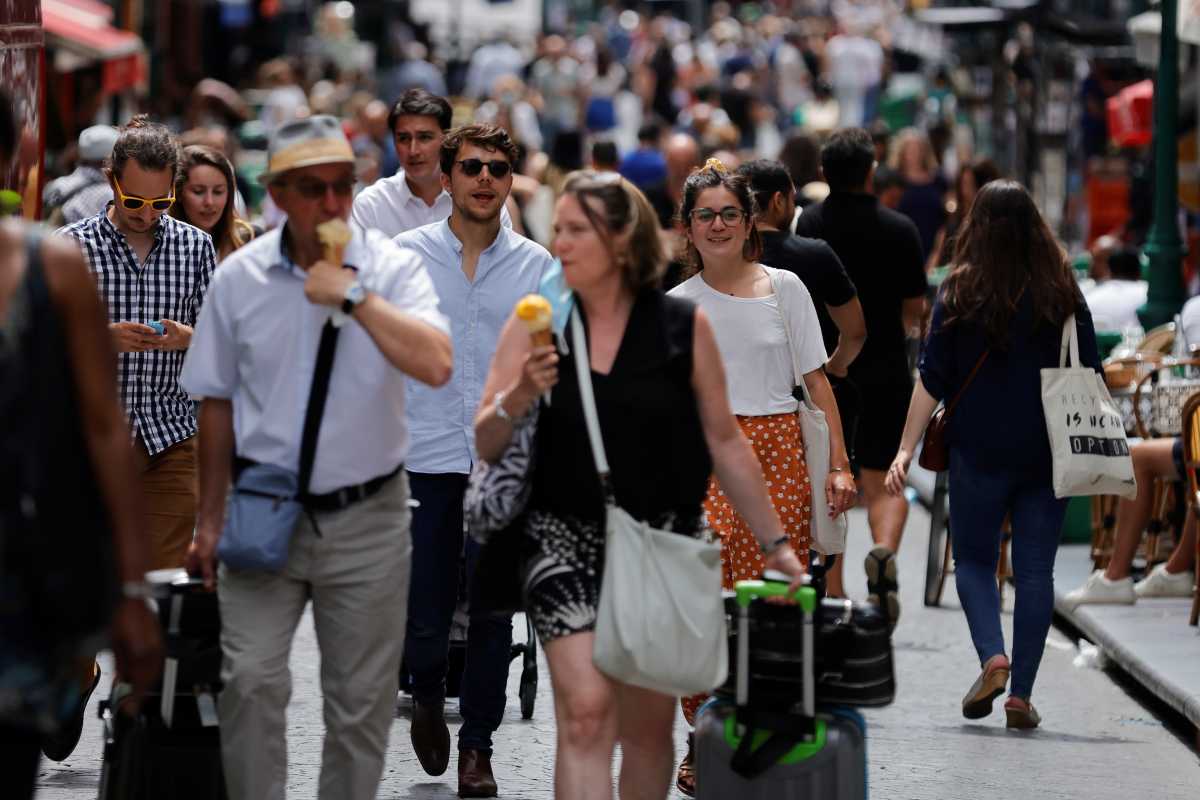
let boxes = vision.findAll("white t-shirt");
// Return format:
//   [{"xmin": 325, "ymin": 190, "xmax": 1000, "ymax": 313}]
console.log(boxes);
[
  {"xmin": 1084, "ymin": 279, "xmax": 1148, "ymax": 333},
  {"xmin": 670, "ymin": 266, "xmax": 827, "ymax": 416}
]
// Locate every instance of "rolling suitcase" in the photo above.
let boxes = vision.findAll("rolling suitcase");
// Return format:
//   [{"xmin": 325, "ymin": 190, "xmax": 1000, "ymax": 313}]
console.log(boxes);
[
  {"xmin": 695, "ymin": 580, "xmax": 868, "ymax": 799},
  {"xmin": 97, "ymin": 571, "xmax": 227, "ymax": 800}
]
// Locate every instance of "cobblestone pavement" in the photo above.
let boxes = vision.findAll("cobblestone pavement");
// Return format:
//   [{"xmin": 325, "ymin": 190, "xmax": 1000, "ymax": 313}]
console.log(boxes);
[{"xmin": 37, "ymin": 505, "xmax": 1200, "ymax": 799}]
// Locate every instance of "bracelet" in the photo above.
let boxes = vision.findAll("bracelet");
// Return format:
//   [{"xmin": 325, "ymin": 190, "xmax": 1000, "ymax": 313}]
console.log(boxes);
[
  {"xmin": 759, "ymin": 534, "xmax": 790, "ymax": 555},
  {"xmin": 493, "ymin": 391, "xmax": 514, "ymax": 424},
  {"xmin": 121, "ymin": 581, "xmax": 153, "ymax": 600},
  {"xmin": 830, "ymin": 466, "xmax": 849, "ymax": 474}
]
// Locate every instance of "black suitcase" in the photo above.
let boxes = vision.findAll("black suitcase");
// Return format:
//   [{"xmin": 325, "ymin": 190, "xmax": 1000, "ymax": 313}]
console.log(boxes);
[
  {"xmin": 98, "ymin": 571, "xmax": 226, "ymax": 800},
  {"xmin": 717, "ymin": 592, "xmax": 896, "ymax": 709}
]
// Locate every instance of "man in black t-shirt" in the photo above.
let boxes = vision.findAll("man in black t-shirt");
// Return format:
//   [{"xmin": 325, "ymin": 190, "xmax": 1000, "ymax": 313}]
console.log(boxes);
[{"xmin": 794, "ymin": 129, "xmax": 927, "ymax": 623}]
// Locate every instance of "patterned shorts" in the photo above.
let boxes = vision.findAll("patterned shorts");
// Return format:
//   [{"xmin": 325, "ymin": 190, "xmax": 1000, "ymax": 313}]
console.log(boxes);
[{"xmin": 521, "ymin": 508, "xmax": 704, "ymax": 645}]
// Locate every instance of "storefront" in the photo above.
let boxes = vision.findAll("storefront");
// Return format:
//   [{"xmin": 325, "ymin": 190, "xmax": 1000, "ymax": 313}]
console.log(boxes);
[{"xmin": 0, "ymin": 0, "xmax": 44, "ymax": 219}]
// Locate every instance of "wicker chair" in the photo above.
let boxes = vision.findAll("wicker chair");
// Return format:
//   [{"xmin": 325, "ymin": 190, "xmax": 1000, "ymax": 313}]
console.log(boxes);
[{"xmin": 1181, "ymin": 393, "xmax": 1200, "ymax": 626}]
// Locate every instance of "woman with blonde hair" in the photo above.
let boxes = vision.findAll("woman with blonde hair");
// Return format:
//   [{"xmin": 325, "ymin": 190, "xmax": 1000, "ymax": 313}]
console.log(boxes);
[
  {"xmin": 668, "ymin": 161, "xmax": 856, "ymax": 794},
  {"xmin": 475, "ymin": 170, "xmax": 805, "ymax": 799},
  {"xmin": 170, "ymin": 145, "xmax": 253, "ymax": 262},
  {"xmin": 889, "ymin": 127, "xmax": 947, "ymax": 260}
]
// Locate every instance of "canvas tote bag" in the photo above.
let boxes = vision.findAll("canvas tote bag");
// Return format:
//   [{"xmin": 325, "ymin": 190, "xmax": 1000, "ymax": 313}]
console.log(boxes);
[
  {"xmin": 570, "ymin": 310, "xmax": 728, "ymax": 696},
  {"xmin": 768, "ymin": 267, "xmax": 848, "ymax": 554},
  {"xmin": 1041, "ymin": 314, "xmax": 1138, "ymax": 499}
]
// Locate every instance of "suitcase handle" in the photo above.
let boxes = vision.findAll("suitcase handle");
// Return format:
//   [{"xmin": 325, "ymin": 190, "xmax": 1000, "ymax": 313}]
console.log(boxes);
[{"xmin": 734, "ymin": 581, "xmax": 817, "ymax": 723}]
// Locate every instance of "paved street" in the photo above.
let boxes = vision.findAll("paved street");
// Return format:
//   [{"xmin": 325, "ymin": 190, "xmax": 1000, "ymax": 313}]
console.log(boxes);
[{"xmin": 37, "ymin": 503, "xmax": 1200, "ymax": 799}]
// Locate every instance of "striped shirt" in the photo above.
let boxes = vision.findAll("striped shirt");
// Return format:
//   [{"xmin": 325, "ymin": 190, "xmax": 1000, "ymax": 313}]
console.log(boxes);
[{"xmin": 59, "ymin": 209, "xmax": 217, "ymax": 455}]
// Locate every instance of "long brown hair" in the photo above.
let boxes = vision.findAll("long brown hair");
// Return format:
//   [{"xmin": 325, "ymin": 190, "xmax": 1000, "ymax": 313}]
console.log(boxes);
[
  {"xmin": 941, "ymin": 180, "xmax": 1079, "ymax": 346},
  {"xmin": 559, "ymin": 170, "xmax": 665, "ymax": 291},
  {"xmin": 171, "ymin": 145, "xmax": 250, "ymax": 260}
]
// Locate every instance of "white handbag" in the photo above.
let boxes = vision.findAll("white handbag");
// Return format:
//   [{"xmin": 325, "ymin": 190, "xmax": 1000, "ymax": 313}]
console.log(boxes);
[
  {"xmin": 570, "ymin": 309, "xmax": 729, "ymax": 697},
  {"xmin": 768, "ymin": 268, "xmax": 848, "ymax": 555},
  {"xmin": 1041, "ymin": 315, "xmax": 1138, "ymax": 500}
]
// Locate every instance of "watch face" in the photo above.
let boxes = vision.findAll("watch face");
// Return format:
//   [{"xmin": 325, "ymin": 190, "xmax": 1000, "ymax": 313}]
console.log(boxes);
[{"xmin": 346, "ymin": 282, "xmax": 366, "ymax": 304}]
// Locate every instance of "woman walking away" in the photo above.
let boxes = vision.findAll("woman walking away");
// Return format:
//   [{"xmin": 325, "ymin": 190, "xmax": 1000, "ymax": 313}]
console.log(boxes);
[
  {"xmin": 668, "ymin": 159, "xmax": 856, "ymax": 795},
  {"xmin": 475, "ymin": 171, "xmax": 805, "ymax": 800},
  {"xmin": 885, "ymin": 180, "xmax": 1101, "ymax": 729},
  {"xmin": 171, "ymin": 144, "xmax": 254, "ymax": 262}
]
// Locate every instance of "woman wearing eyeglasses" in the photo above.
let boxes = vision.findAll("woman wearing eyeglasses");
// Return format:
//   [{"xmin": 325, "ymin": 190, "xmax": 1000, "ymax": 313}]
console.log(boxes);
[
  {"xmin": 475, "ymin": 170, "xmax": 806, "ymax": 800},
  {"xmin": 667, "ymin": 161, "xmax": 856, "ymax": 795},
  {"xmin": 170, "ymin": 145, "xmax": 255, "ymax": 262}
]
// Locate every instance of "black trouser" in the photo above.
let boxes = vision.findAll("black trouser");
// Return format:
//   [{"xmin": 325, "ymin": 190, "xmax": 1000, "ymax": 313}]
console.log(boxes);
[{"xmin": 0, "ymin": 723, "xmax": 40, "ymax": 800}]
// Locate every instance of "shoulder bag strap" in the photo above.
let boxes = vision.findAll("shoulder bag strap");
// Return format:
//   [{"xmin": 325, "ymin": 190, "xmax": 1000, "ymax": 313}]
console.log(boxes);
[
  {"xmin": 297, "ymin": 319, "xmax": 341, "ymax": 496},
  {"xmin": 1059, "ymin": 313, "xmax": 1079, "ymax": 368},
  {"xmin": 767, "ymin": 266, "xmax": 817, "ymax": 407},
  {"xmin": 943, "ymin": 348, "xmax": 989, "ymax": 418},
  {"xmin": 569, "ymin": 307, "xmax": 616, "ymax": 504}
]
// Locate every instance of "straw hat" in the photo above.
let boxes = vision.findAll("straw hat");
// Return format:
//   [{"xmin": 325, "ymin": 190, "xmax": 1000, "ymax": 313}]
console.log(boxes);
[{"xmin": 259, "ymin": 114, "xmax": 354, "ymax": 185}]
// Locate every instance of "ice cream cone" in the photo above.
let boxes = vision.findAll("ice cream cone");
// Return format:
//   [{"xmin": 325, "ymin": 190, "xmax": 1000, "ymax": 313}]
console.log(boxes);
[
  {"xmin": 316, "ymin": 219, "xmax": 352, "ymax": 267},
  {"xmin": 515, "ymin": 294, "xmax": 554, "ymax": 347}
]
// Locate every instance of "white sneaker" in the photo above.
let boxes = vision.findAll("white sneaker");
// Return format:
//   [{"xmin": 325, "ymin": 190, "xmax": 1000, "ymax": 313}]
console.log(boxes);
[
  {"xmin": 1134, "ymin": 564, "xmax": 1196, "ymax": 598},
  {"xmin": 1063, "ymin": 570, "xmax": 1136, "ymax": 609}
]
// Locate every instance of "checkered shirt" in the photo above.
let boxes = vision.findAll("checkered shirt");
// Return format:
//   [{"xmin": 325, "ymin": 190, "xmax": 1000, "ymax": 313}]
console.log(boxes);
[{"xmin": 58, "ymin": 209, "xmax": 217, "ymax": 455}]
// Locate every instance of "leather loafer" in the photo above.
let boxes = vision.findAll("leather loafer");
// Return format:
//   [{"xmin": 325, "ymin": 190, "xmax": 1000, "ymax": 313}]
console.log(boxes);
[
  {"xmin": 458, "ymin": 748, "xmax": 498, "ymax": 798},
  {"xmin": 410, "ymin": 699, "xmax": 450, "ymax": 776}
]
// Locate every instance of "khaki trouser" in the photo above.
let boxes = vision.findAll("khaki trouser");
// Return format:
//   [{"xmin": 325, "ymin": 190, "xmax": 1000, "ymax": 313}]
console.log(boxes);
[
  {"xmin": 217, "ymin": 471, "xmax": 412, "ymax": 800},
  {"xmin": 134, "ymin": 436, "xmax": 198, "ymax": 570}
]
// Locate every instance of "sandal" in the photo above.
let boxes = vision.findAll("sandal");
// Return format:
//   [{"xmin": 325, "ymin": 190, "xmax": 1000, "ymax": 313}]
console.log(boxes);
[
  {"xmin": 961, "ymin": 655, "xmax": 1010, "ymax": 720},
  {"xmin": 676, "ymin": 732, "xmax": 695, "ymax": 797},
  {"xmin": 1004, "ymin": 696, "xmax": 1041, "ymax": 730},
  {"xmin": 864, "ymin": 545, "xmax": 900, "ymax": 628}
]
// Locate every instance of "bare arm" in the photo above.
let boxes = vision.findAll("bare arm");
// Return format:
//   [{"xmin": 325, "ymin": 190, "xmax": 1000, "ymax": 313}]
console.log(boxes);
[
  {"xmin": 902, "ymin": 296, "xmax": 926, "ymax": 340},
  {"xmin": 691, "ymin": 311, "xmax": 805, "ymax": 583},
  {"xmin": 44, "ymin": 237, "xmax": 162, "ymax": 699},
  {"xmin": 824, "ymin": 297, "xmax": 866, "ymax": 377},
  {"xmin": 884, "ymin": 377, "xmax": 940, "ymax": 495},
  {"xmin": 801, "ymin": 367, "xmax": 856, "ymax": 516},
  {"xmin": 475, "ymin": 314, "xmax": 558, "ymax": 462},
  {"xmin": 186, "ymin": 398, "xmax": 235, "ymax": 590}
]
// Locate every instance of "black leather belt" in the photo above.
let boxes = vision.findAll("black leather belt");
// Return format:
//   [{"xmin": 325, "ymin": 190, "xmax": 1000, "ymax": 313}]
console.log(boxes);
[
  {"xmin": 303, "ymin": 463, "xmax": 404, "ymax": 512},
  {"xmin": 232, "ymin": 457, "xmax": 403, "ymax": 514}
]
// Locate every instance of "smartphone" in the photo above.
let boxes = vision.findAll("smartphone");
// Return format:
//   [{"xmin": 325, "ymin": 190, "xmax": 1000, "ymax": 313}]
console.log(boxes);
[{"xmin": 147, "ymin": 321, "xmax": 166, "ymax": 336}]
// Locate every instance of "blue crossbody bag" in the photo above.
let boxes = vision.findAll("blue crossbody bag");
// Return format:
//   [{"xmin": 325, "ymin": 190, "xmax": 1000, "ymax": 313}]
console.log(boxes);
[{"xmin": 217, "ymin": 318, "xmax": 340, "ymax": 571}]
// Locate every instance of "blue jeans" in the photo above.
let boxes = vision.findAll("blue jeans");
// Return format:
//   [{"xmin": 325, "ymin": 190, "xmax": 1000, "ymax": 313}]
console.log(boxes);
[
  {"xmin": 948, "ymin": 452, "xmax": 1067, "ymax": 699},
  {"xmin": 404, "ymin": 472, "xmax": 513, "ymax": 753}
]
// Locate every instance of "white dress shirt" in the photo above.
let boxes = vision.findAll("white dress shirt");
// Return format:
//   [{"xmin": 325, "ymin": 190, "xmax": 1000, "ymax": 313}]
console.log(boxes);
[
  {"xmin": 395, "ymin": 219, "xmax": 553, "ymax": 474},
  {"xmin": 351, "ymin": 169, "xmax": 511, "ymax": 240},
  {"xmin": 180, "ymin": 225, "xmax": 449, "ymax": 493}
]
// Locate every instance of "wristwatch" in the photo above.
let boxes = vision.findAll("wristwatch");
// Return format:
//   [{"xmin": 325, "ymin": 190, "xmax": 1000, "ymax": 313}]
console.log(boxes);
[{"xmin": 341, "ymin": 281, "xmax": 367, "ymax": 314}]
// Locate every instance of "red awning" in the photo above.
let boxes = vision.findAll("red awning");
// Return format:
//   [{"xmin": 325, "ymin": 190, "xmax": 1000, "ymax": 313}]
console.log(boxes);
[{"xmin": 42, "ymin": 0, "xmax": 146, "ymax": 91}]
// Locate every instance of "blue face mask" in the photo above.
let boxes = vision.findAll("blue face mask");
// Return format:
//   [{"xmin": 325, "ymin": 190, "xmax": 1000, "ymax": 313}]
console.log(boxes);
[{"xmin": 539, "ymin": 258, "xmax": 575, "ymax": 350}]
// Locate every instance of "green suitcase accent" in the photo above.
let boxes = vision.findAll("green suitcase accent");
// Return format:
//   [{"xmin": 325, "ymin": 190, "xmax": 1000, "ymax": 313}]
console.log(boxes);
[{"xmin": 723, "ymin": 715, "xmax": 828, "ymax": 764}]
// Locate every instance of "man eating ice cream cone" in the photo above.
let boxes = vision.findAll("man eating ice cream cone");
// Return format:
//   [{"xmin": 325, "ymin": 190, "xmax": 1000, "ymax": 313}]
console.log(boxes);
[{"xmin": 180, "ymin": 114, "xmax": 453, "ymax": 800}]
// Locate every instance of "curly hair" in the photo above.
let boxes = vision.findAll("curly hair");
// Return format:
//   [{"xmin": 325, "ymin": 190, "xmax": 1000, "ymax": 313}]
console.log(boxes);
[
  {"xmin": 438, "ymin": 123, "xmax": 519, "ymax": 177},
  {"xmin": 109, "ymin": 115, "xmax": 180, "ymax": 180},
  {"xmin": 678, "ymin": 163, "xmax": 763, "ymax": 280}
]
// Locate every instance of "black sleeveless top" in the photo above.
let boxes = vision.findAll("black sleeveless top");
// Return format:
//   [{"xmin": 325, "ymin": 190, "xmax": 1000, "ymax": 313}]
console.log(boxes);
[{"xmin": 531, "ymin": 289, "xmax": 712, "ymax": 524}]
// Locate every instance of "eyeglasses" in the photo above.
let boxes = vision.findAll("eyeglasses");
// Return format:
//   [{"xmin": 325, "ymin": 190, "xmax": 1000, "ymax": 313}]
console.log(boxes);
[
  {"xmin": 287, "ymin": 177, "xmax": 356, "ymax": 199},
  {"xmin": 456, "ymin": 159, "xmax": 512, "ymax": 178},
  {"xmin": 690, "ymin": 207, "xmax": 746, "ymax": 226},
  {"xmin": 112, "ymin": 175, "xmax": 175, "ymax": 211}
]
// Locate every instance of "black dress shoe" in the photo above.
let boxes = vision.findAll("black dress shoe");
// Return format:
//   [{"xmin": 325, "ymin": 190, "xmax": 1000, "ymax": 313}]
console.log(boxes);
[
  {"xmin": 42, "ymin": 661, "xmax": 101, "ymax": 762},
  {"xmin": 410, "ymin": 699, "xmax": 450, "ymax": 776},
  {"xmin": 458, "ymin": 749, "xmax": 498, "ymax": 798}
]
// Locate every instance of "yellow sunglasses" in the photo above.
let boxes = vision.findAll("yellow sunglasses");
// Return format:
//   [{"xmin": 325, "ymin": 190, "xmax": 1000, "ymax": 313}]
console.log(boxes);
[{"xmin": 112, "ymin": 175, "xmax": 175, "ymax": 211}]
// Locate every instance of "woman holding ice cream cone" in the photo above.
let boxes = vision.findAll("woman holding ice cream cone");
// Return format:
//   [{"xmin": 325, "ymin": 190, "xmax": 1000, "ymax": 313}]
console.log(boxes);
[{"xmin": 475, "ymin": 170, "xmax": 806, "ymax": 800}]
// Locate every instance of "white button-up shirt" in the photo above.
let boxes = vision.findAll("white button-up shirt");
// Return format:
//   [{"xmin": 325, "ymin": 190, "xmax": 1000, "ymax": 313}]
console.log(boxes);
[
  {"xmin": 351, "ymin": 169, "xmax": 511, "ymax": 240},
  {"xmin": 180, "ymin": 225, "xmax": 449, "ymax": 493},
  {"xmin": 395, "ymin": 219, "xmax": 553, "ymax": 474}
]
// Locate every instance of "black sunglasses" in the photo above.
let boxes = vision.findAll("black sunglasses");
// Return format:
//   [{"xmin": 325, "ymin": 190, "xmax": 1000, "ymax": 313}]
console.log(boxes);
[
  {"xmin": 456, "ymin": 158, "xmax": 512, "ymax": 178},
  {"xmin": 290, "ymin": 177, "xmax": 356, "ymax": 199}
]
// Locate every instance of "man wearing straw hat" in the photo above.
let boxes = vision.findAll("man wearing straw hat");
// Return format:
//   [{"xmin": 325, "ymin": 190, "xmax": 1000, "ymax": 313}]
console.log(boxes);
[{"xmin": 181, "ymin": 115, "xmax": 453, "ymax": 800}]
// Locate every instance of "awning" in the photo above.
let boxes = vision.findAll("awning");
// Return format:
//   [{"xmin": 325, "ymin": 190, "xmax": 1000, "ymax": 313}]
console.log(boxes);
[{"xmin": 42, "ymin": 0, "xmax": 146, "ymax": 92}]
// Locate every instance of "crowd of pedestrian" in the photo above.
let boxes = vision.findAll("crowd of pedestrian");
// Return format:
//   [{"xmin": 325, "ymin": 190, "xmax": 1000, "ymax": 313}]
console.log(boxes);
[{"xmin": 6, "ymin": 3, "xmax": 1187, "ymax": 800}]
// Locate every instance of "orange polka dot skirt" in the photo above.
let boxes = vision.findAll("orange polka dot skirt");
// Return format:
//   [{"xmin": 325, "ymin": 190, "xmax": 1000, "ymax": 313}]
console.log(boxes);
[{"xmin": 683, "ymin": 411, "xmax": 812, "ymax": 724}]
